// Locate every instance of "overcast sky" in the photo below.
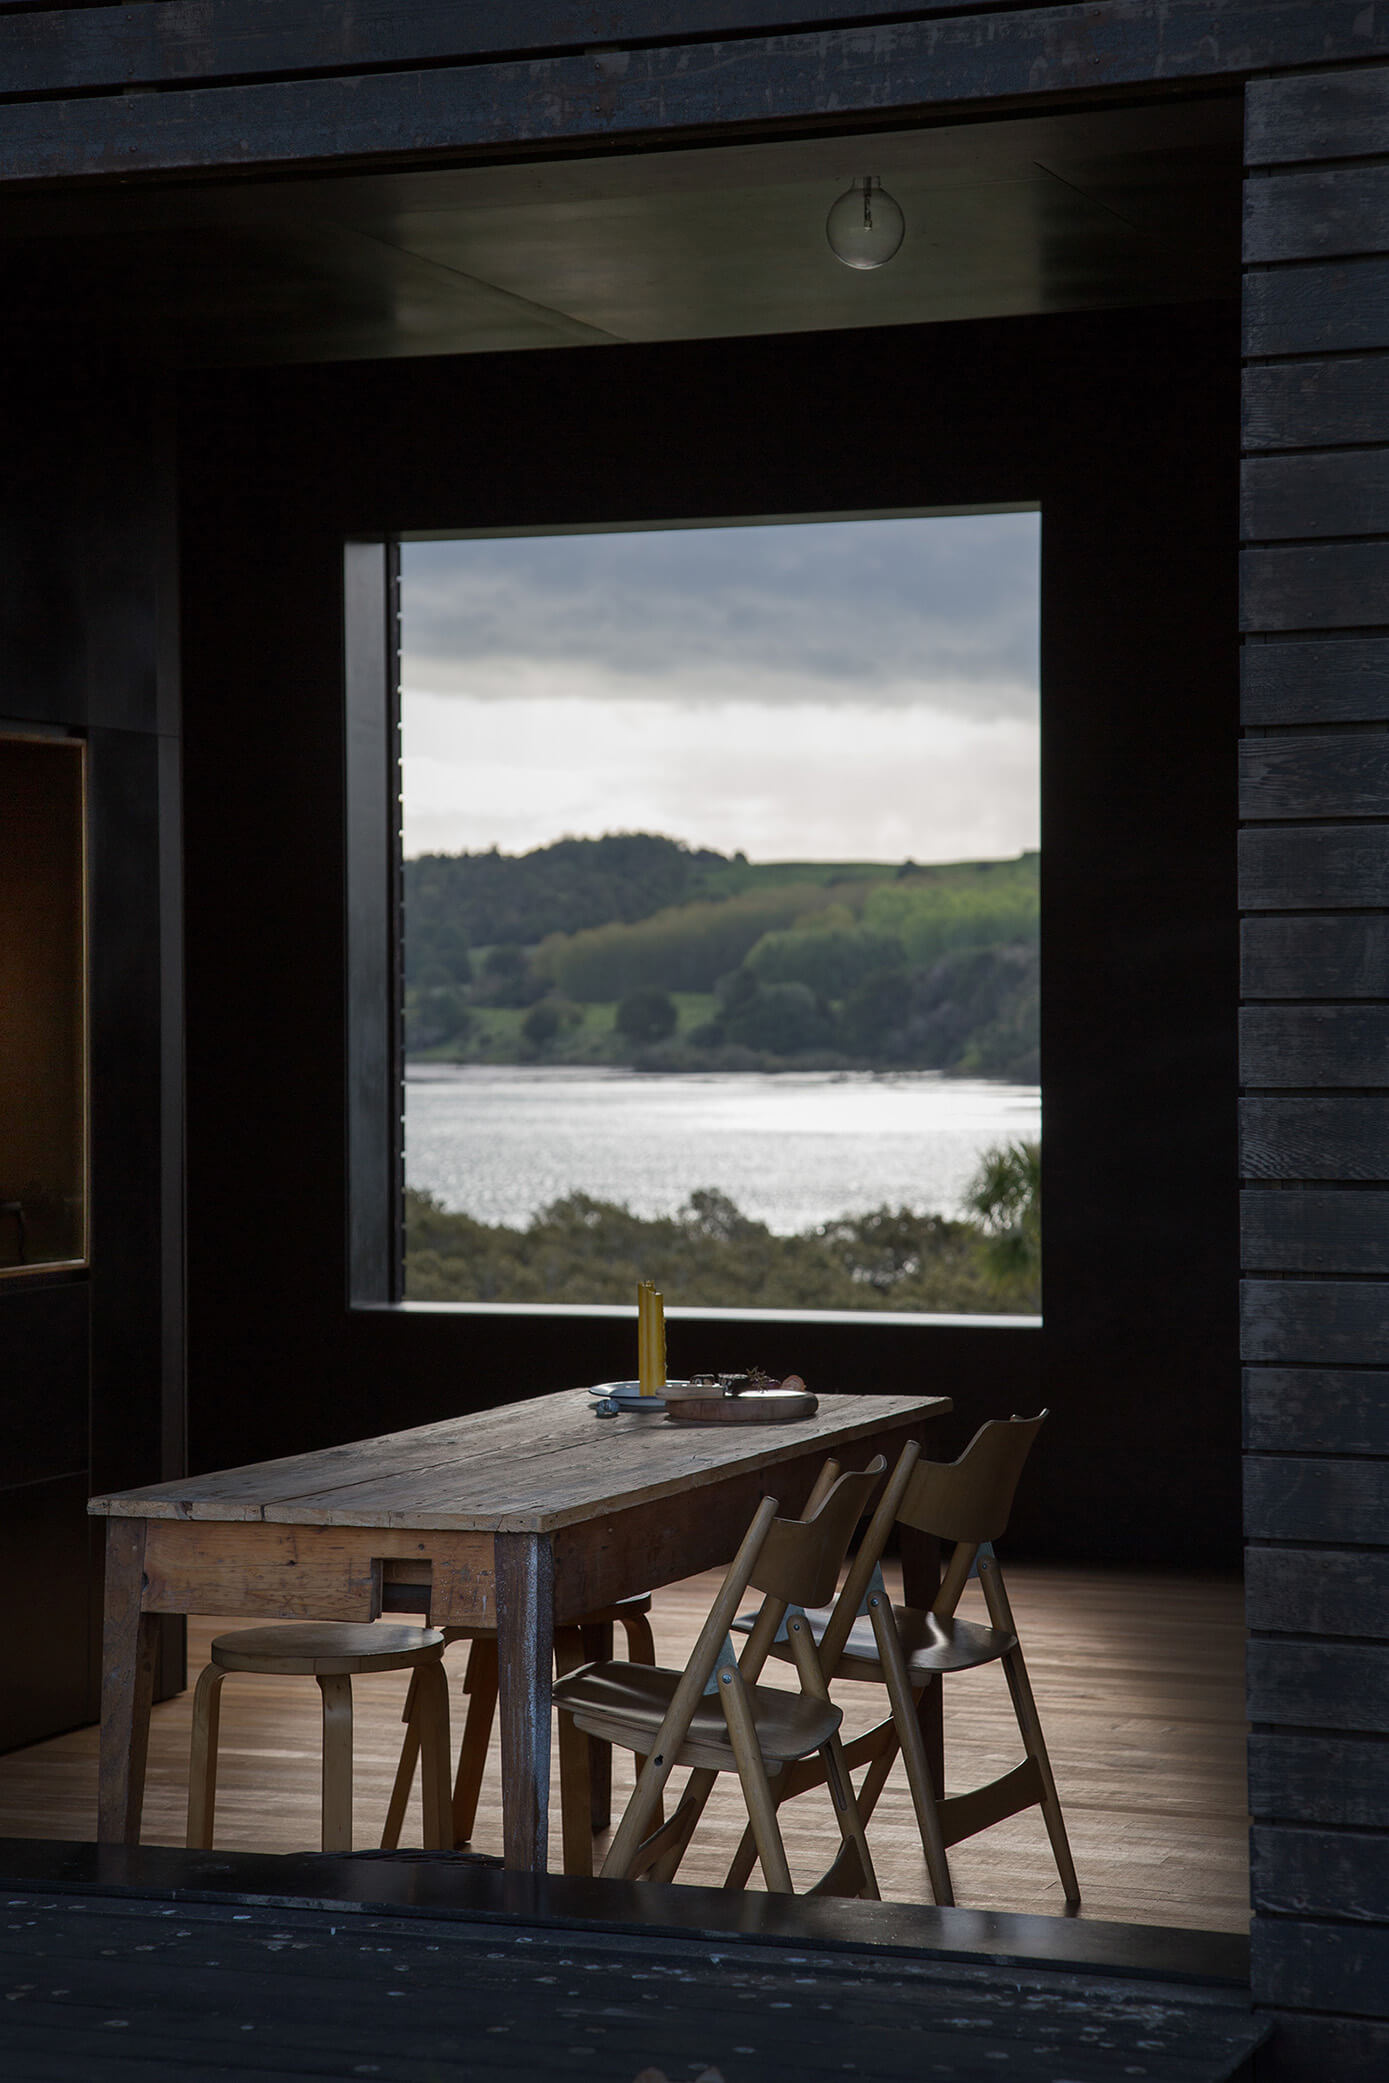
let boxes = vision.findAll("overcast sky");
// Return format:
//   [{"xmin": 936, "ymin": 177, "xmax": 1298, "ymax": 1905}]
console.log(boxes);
[{"xmin": 401, "ymin": 513, "xmax": 1039, "ymax": 863}]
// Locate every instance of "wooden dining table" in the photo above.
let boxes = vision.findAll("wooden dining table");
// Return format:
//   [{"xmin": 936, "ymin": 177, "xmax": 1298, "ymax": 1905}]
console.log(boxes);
[{"xmin": 88, "ymin": 1387, "xmax": 950, "ymax": 1871}]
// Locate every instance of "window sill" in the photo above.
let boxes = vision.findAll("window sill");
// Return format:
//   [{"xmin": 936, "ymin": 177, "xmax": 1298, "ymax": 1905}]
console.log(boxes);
[{"xmin": 361, "ymin": 1300, "xmax": 1041, "ymax": 1330}]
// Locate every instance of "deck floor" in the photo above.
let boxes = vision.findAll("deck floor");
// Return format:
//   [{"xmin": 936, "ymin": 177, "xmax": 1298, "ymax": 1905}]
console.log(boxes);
[{"xmin": 0, "ymin": 1563, "xmax": 1248, "ymax": 1934}]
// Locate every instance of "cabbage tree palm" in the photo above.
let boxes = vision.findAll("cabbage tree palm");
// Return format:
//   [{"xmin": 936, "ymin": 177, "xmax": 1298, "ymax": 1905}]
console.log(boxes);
[{"xmin": 965, "ymin": 1139, "xmax": 1041, "ymax": 1292}]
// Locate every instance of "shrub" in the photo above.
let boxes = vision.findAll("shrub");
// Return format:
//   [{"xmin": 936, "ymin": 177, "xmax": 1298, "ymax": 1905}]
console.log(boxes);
[
  {"xmin": 521, "ymin": 1000, "xmax": 563, "ymax": 1047},
  {"xmin": 615, "ymin": 986, "xmax": 678, "ymax": 1044}
]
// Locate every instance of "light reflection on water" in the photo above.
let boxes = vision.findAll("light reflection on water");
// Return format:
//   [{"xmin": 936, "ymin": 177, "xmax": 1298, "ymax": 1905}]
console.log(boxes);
[{"xmin": 405, "ymin": 1067, "xmax": 1041, "ymax": 1235}]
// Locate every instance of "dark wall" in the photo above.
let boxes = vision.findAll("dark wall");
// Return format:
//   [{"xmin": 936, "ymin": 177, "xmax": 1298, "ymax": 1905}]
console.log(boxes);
[
  {"xmin": 0, "ymin": 348, "xmax": 184, "ymax": 1752},
  {"xmin": 179, "ymin": 299, "xmax": 1240, "ymax": 1568},
  {"xmin": 1240, "ymin": 63, "xmax": 1389, "ymax": 2081}
]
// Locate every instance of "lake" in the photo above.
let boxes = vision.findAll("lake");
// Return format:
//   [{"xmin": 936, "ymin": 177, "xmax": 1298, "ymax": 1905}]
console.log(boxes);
[{"xmin": 405, "ymin": 1066, "xmax": 1041, "ymax": 1234}]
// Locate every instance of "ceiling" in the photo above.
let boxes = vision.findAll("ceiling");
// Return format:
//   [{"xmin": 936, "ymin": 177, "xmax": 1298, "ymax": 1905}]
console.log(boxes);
[{"xmin": 3, "ymin": 96, "xmax": 1242, "ymax": 367}]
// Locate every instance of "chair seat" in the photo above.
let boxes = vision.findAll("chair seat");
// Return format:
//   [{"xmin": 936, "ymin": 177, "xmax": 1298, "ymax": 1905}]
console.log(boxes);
[
  {"xmin": 210, "ymin": 1622, "xmax": 445, "ymax": 1677},
  {"xmin": 552, "ymin": 1659, "xmax": 842, "ymax": 1770},
  {"xmin": 752, "ymin": 1602, "xmax": 1016, "ymax": 1681}
]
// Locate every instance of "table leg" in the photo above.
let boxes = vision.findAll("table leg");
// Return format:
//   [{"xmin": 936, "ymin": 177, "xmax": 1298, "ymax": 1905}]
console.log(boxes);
[
  {"xmin": 495, "ymin": 1532, "xmax": 554, "ymax": 1873},
  {"xmin": 98, "ymin": 1518, "xmax": 160, "ymax": 1844},
  {"xmin": 898, "ymin": 1525, "xmax": 945, "ymax": 1793},
  {"xmin": 580, "ymin": 1618, "xmax": 615, "ymax": 1830}
]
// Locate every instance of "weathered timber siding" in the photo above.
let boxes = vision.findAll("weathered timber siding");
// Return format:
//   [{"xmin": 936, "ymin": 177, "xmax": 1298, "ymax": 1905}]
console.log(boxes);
[
  {"xmin": 0, "ymin": 2, "xmax": 1387, "ymax": 184},
  {"xmin": 1242, "ymin": 58, "xmax": 1389, "ymax": 2074}
]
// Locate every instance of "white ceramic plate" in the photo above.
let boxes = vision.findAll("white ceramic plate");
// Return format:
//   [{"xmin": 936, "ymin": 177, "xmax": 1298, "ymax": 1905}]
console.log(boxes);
[{"xmin": 587, "ymin": 1379, "xmax": 689, "ymax": 1414}]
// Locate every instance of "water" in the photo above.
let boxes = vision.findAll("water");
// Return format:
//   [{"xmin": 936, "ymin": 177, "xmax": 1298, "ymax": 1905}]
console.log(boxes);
[{"xmin": 405, "ymin": 1067, "xmax": 1040, "ymax": 1234}]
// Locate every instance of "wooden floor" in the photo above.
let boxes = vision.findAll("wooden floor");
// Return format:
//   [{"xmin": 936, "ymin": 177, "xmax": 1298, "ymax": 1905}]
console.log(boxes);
[{"xmin": 0, "ymin": 1563, "xmax": 1249, "ymax": 1934}]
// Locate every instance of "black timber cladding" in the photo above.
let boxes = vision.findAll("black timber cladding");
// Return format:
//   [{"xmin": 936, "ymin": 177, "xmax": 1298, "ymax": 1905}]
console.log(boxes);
[
  {"xmin": 0, "ymin": 2, "xmax": 1386, "ymax": 185},
  {"xmin": 1241, "ymin": 56, "xmax": 1389, "ymax": 2072}
]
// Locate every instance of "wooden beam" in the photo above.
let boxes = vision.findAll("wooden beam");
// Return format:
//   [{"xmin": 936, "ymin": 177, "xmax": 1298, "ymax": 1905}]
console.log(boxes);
[
  {"xmin": 1242, "ymin": 1186, "xmax": 1389, "ymax": 1274},
  {"xmin": 1242, "ymin": 354, "xmax": 1389, "ymax": 452},
  {"xmin": 1249, "ymin": 1731, "xmax": 1389, "ymax": 1826},
  {"xmin": 0, "ymin": 2, "xmax": 969, "ymax": 99},
  {"xmin": 1239, "ymin": 826, "xmax": 1389, "ymax": 910},
  {"xmin": 1244, "ymin": 1367, "xmax": 1389, "ymax": 1455},
  {"xmin": 1253, "ymin": 1823, "xmax": 1389, "ymax": 1923},
  {"xmin": 1241, "ymin": 637, "xmax": 1389, "ymax": 726},
  {"xmin": 1244, "ymin": 164, "xmax": 1389, "ymax": 265},
  {"xmin": 1244, "ymin": 1454, "xmax": 1389, "ymax": 1545},
  {"xmin": 0, "ymin": 4, "xmax": 1386, "ymax": 186},
  {"xmin": 1240, "ymin": 1005, "xmax": 1389, "ymax": 1087},
  {"xmin": 1247, "ymin": 64, "xmax": 1389, "ymax": 166},
  {"xmin": 1242, "ymin": 1098, "xmax": 1389, "ymax": 1182},
  {"xmin": 1242, "ymin": 450, "xmax": 1389, "ymax": 544},
  {"xmin": 1246, "ymin": 1546, "xmax": 1389, "ymax": 1639},
  {"xmin": 1243, "ymin": 256, "xmax": 1389, "ymax": 359},
  {"xmin": 1247, "ymin": 1641, "xmax": 1389, "ymax": 1738},
  {"xmin": 1242, "ymin": 1280, "xmax": 1389, "ymax": 1365},
  {"xmin": 1242, "ymin": 918, "xmax": 1389, "ymax": 999},
  {"xmin": 1240, "ymin": 734, "xmax": 1389, "ymax": 819}
]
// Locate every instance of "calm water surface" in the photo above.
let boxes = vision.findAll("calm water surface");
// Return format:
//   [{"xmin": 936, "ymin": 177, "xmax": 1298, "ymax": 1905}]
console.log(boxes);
[{"xmin": 406, "ymin": 1067, "xmax": 1041, "ymax": 1234}]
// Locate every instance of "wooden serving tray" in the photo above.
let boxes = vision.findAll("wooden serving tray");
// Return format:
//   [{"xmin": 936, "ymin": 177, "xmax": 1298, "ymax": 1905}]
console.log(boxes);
[{"xmin": 665, "ymin": 1388, "xmax": 818, "ymax": 1425}]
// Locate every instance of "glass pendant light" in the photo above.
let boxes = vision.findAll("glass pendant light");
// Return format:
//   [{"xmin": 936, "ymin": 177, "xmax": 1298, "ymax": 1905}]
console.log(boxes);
[{"xmin": 826, "ymin": 176, "xmax": 905, "ymax": 270}]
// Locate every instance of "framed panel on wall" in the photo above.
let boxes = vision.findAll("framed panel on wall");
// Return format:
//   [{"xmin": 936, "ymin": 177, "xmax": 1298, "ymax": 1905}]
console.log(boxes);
[{"xmin": 0, "ymin": 732, "xmax": 88, "ymax": 1278}]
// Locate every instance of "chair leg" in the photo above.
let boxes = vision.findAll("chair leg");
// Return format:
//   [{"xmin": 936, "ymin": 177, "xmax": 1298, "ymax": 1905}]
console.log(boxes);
[
  {"xmin": 579, "ymin": 1619, "xmax": 614, "ymax": 1831},
  {"xmin": 867, "ymin": 1592, "xmax": 954, "ymax": 1907},
  {"xmin": 979, "ymin": 1556, "xmax": 1080, "ymax": 1908},
  {"xmin": 599, "ymin": 1744, "xmax": 679, "ymax": 1881},
  {"xmin": 618, "ymin": 1612, "xmax": 656, "ymax": 1666},
  {"xmin": 452, "ymin": 1637, "xmax": 499, "ymax": 1847},
  {"xmin": 820, "ymin": 1730, "xmax": 880, "ymax": 1901},
  {"xmin": 615, "ymin": 1610, "xmax": 660, "ymax": 1813},
  {"xmin": 716, "ymin": 1666, "xmax": 793, "ymax": 1894},
  {"xmin": 317, "ymin": 1674, "xmax": 354, "ymax": 1854},
  {"xmin": 413, "ymin": 1660, "xmax": 453, "ymax": 1851},
  {"xmin": 854, "ymin": 1718, "xmax": 903, "ymax": 1830},
  {"xmin": 554, "ymin": 1627, "xmax": 595, "ymax": 1876},
  {"xmin": 1000, "ymin": 1642, "xmax": 1081, "ymax": 1906},
  {"xmin": 380, "ymin": 1669, "xmax": 422, "ymax": 1850},
  {"xmin": 186, "ymin": 1664, "xmax": 227, "ymax": 1850}
]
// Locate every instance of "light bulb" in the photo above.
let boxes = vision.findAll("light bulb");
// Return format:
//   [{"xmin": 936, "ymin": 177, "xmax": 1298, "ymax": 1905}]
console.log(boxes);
[{"xmin": 826, "ymin": 176, "xmax": 905, "ymax": 270}]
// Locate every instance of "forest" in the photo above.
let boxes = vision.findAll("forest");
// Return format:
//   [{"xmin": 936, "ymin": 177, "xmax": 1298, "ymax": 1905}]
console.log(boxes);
[{"xmin": 405, "ymin": 833, "xmax": 1039, "ymax": 1082}]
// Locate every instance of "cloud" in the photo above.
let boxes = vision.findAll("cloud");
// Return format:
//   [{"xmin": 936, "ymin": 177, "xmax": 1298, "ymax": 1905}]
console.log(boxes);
[
  {"xmin": 401, "ymin": 513, "xmax": 1038, "ymax": 720},
  {"xmin": 402, "ymin": 691, "xmax": 1039, "ymax": 864}
]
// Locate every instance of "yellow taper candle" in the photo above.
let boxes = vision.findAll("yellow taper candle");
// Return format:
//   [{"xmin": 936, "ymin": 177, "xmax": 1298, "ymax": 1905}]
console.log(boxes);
[
  {"xmin": 653, "ymin": 1285, "xmax": 666, "ymax": 1390},
  {"xmin": 637, "ymin": 1279, "xmax": 652, "ymax": 1395}
]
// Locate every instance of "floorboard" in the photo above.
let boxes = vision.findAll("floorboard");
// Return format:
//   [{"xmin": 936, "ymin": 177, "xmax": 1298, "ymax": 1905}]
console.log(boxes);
[{"xmin": 0, "ymin": 1564, "xmax": 1249, "ymax": 1934}]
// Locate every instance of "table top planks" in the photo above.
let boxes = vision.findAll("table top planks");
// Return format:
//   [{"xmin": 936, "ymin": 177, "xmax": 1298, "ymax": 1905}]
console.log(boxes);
[{"xmin": 87, "ymin": 1390, "xmax": 947, "ymax": 1534}]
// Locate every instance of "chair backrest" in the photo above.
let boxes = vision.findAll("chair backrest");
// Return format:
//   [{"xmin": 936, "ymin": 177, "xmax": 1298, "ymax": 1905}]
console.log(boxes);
[
  {"xmin": 898, "ymin": 1412, "xmax": 1046, "ymax": 1546},
  {"xmin": 747, "ymin": 1456, "xmax": 887, "ymax": 1610}
]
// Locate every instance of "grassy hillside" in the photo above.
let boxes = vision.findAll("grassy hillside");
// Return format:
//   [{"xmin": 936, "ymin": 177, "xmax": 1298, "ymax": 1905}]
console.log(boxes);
[{"xmin": 404, "ymin": 835, "xmax": 1039, "ymax": 1079}]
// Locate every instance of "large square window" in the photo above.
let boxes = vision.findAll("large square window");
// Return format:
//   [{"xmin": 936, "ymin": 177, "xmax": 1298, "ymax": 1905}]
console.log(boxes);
[{"xmin": 399, "ymin": 513, "xmax": 1039, "ymax": 1318}]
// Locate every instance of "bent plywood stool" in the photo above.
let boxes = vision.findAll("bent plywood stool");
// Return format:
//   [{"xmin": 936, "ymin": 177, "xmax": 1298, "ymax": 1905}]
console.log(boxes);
[
  {"xmin": 731, "ymin": 1413, "xmax": 1079, "ymax": 1910},
  {"xmin": 186, "ymin": 1622, "xmax": 451, "ymax": 1855},
  {"xmin": 552, "ymin": 1457, "xmax": 888, "ymax": 1898},
  {"xmin": 382, "ymin": 1592, "xmax": 657, "ymax": 1873}
]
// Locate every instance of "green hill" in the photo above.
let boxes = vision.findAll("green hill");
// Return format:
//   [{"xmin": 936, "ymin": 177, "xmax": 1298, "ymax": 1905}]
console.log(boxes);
[{"xmin": 404, "ymin": 834, "xmax": 1039, "ymax": 1078}]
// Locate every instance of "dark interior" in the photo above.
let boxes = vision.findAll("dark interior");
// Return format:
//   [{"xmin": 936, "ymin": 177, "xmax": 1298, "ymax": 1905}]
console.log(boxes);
[{"xmin": 176, "ymin": 296, "xmax": 1240, "ymax": 1567}]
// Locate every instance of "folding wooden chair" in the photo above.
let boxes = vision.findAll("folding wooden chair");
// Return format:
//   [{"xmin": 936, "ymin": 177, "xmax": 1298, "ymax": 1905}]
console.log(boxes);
[
  {"xmin": 381, "ymin": 1593, "xmax": 657, "ymax": 1871},
  {"xmin": 552, "ymin": 1456, "xmax": 888, "ymax": 1897},
  {"xmin": 729, "ymin": 1413, "xmax": 1078, "ymax": 1908}
]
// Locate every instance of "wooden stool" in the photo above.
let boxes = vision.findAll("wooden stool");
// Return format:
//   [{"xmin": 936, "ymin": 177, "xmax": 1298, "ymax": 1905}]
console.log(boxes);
[
  {"xmin": 187, "ymin": 1622, "xmax": 451, "ymax": 1855},
  {"xmin": 381, "ymin": 1593, "xmax": 657, "ymax": 1871}
]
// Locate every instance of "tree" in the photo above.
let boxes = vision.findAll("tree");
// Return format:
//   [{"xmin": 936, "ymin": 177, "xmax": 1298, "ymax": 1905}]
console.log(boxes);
[
  {"xmin": 616, "ymin": 986, "xmax": 678, "ymax": 1044},
  {"xmin": 723, "ymin": 979, "xmax": 835, "ymax": 1053},
  {"xmin": 965, "ymin": 1139, "xmax": 1041, "ymax": 1292},
  {"xmin": 521, "ymin": 1000, "xmax": 562, "ymax": 1047},
  {"xmin": 840, "ymin": 967, "xmax": 912, "ymax": 1056}
]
